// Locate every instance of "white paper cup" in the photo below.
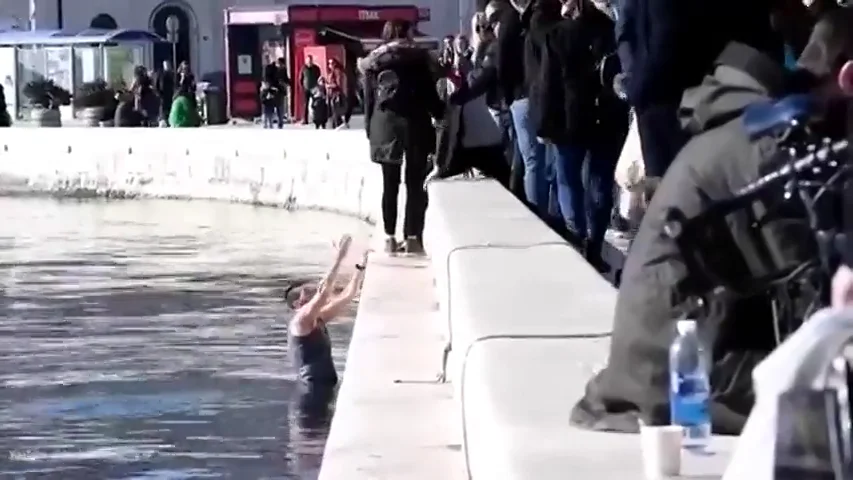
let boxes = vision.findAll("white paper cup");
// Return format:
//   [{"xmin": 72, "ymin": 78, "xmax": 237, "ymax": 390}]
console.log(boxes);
[{"xmin": 640, "ymin": 425, "xmax": 683, "ymax": 478}]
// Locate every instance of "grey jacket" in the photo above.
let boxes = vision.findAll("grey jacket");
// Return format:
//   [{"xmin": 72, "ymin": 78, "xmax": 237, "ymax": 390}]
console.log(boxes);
[{"xmin": 571, "ymin": 43, "xmax": 798, "ymax": 436}]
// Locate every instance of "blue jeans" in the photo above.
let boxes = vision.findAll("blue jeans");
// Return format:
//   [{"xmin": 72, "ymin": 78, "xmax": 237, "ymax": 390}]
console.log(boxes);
[
  {"xmin": 509, "ymin": 99, "xmax": 549, "ymax": 216},
  {"xmin": 552, "ymin": 141, "xmax": 621, "ymax": 251}
]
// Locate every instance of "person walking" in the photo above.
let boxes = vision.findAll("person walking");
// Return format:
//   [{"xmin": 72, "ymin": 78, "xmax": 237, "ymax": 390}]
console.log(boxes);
[
  {"xmin": 359, "ymin": 19, "xmax": 445, "ymax": 255},
  {"xmin": 326, "ymin": 58, "xmax": 347, "ymax": 128},
  {"xmin": 260, "ymin": 64, "xmax": 285, "ymax": 129},
  {"xmin": 154, "ymin": 60, "xmax": 175, "ymax": 125},
  {"xmin": 299, "ymin": 55, "xmax": 322, "ymax": 124}
]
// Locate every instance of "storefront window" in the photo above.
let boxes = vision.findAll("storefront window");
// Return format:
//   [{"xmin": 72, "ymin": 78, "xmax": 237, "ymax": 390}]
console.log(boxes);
[{"xmin": 104, "ymin": 45, "xmax": 144, "ymax": 90}]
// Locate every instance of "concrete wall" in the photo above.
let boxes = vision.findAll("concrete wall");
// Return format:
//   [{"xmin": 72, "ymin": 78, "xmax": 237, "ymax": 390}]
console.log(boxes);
[
  {"xmin": 0, "ymin": 128, "xmax": 381, "ymax": 222},
  {"xmin": 417, "ymin": 178, "xmax": 735, "ymax": 479}
]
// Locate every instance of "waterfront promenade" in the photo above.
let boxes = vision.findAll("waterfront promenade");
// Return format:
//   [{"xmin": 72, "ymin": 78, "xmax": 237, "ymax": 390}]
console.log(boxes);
[{"xmin": 0, "ymin": 128, "xmax": 735, "ymax": 478}]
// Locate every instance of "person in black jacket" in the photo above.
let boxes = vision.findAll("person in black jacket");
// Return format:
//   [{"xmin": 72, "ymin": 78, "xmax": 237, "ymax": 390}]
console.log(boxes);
[
  {"xmin": 628, "ymin": 0, "xmax": 784, "ymax": 197},
  {"xmin": 535, "ymin": 0, "xmax": 629, "ymax": 264},
  {"xmin": 359, "ymin": 20, "xmax": 444, "ymax": 255},
  {"xmin": 520, "ymin": 0, "xmax": 562, "ymax": 220}
]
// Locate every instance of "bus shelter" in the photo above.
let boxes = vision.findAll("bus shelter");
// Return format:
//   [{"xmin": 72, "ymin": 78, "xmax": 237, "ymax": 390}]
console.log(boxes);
[{"xmin": 0, "ymin": 28, "xmax": 163, "ymax": 119}]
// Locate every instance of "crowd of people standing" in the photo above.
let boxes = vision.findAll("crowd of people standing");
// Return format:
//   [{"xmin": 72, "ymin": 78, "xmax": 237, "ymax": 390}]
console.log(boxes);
[
  {"xmin": 116, "ymin": 60, "xmax": 198, "ymax": 127},
  {"xmin": 263, "ymin": 54, "xmax": 359, "ymax": 129},
  {"xmin": 358, "ymin": 0, "xmax": 853, "ymax": 442}
]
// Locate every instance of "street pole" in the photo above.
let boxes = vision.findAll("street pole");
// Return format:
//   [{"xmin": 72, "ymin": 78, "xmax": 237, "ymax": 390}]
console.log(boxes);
[
  {"xmin": 29, "ymin": 0, "xmax": 36, "ymax": 30},
  {"xmin": 166, "ymin": 15, "xmax": 179, "ymax": 69}
]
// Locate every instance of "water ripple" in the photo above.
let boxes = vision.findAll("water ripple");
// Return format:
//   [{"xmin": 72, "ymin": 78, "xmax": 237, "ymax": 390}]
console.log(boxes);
[{"xmin": 0, "ymin": 198, "xmax": 368, "ymax": 479}]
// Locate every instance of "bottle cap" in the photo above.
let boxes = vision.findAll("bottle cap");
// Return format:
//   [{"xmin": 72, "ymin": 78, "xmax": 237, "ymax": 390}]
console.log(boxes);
[{"xmin": 676, "ymin": 320, "xmax": 697, "ymax": 335}]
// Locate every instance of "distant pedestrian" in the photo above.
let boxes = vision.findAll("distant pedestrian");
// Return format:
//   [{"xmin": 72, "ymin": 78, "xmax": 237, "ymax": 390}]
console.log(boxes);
[
  {"xmin": 154, "ymin": 60, "xmax": 175, "ymax": 125},
  {"xmin": 299, "ymin": 55, "xmax": 322, "ymax": 124},
  {"xmin": 260, "ymin": 63, "xmax": 284, "ymax": 129},
  {"xmin": 169, "ymin": 80, "xmax": 201, "ymax": 127}
]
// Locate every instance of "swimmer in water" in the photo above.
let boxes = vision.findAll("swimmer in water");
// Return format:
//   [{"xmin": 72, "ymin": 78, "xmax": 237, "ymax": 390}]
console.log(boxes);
[{"xmin": 287, "ymin": 234, "xmax": 367, "ymax": 421}]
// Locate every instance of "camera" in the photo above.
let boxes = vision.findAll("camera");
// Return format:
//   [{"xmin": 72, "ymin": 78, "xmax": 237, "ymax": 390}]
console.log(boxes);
[{"xmin": 664, "ymin": 94, "xmax": 850, "ymax": 336}]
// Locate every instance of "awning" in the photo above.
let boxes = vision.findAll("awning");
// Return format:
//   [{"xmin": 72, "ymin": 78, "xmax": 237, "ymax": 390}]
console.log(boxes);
[{"xmin": 0, "ymin": 28, "xmax": 164, "ymax": 46}]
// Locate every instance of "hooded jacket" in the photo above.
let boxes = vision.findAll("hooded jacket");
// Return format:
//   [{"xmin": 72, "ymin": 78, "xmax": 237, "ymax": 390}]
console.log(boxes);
[
  {"xmin": 570, "ymin": 43, "xmax": 797, "ymax": 435},
  {"xmin": 359, "ymin": 41, "xmax": 444, "ymax": 165}
]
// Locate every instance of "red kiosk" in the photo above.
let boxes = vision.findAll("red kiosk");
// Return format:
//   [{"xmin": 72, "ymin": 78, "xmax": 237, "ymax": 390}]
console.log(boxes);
[{"xmin": 223, "ymin": 4, "xmax": 433, "ymax": 121}]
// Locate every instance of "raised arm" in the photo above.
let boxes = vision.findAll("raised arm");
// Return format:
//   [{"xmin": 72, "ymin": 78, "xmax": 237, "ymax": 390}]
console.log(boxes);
[
  {"xmin": 319, "ymin": 250, "xmax": 368, "ymax": 321},
  {"xmin": 299, "ymin": 234, "xmax": 352, "ymax": 322}
]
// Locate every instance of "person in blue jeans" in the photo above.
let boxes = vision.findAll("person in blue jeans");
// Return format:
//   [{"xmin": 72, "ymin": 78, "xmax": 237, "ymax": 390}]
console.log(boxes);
[
  {"xmin": 534, "ymin": 0, "xmax": 628, "ymax": 268},
  {"xmin": 509, "ymin": 98, "xmax": 550, "ymax": 215}
]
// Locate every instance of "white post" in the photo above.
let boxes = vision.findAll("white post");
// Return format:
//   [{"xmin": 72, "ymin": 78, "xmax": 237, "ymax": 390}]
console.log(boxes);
[{"xmin": 28, "ymin": 0, "xmax": 36, "ymax": 30}]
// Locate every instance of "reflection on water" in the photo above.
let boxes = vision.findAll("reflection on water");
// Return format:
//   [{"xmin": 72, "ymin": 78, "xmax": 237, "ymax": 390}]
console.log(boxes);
[{"xmin": 0, "ymin": 198, "xmax": 369, "ymax": 479}]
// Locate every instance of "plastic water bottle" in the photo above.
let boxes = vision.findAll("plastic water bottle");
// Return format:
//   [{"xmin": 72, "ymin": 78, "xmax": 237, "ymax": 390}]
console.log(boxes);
[{"xmin": 669, "ymin": 319, "xmax": 712, "ymax": 449}]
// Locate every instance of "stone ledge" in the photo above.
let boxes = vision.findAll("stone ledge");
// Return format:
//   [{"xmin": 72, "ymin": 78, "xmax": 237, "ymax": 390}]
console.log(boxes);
[
  {"xmin": 461, "ymin": 338, "xmax": 734, "ymax": 479},
  {"xmin": 444, "ymin": 243, "xmax": 615, "ymax": 386},
  {"xmin": 0, "ymin": 128, "xmax": 381, "ymax": 222},
  {"xmin": 424, "ymin": 179, "xmax": 568, "ymax": 381}
]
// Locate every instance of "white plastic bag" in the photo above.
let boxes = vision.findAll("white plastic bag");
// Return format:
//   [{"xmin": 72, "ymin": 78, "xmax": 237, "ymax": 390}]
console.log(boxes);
[{"xmin": 614, "ymin": 115, "xmax": 645, "ymax": 192}]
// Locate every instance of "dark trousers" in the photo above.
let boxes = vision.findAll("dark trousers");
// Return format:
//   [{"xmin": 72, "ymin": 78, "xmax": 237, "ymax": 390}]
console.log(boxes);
[
  {"xmin": 381, "ymin": 151, "xmax": 430, "ymax": 239},
  {"xmin": 301, "ymin": 89, "xmax": 312, "ymax": 123},
  {"xmin": 635, "ymin": 103, "xmax": 688, "ymax": 179}
]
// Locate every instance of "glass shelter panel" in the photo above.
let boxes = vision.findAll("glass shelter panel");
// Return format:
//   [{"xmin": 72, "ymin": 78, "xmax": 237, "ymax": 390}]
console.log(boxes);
[
  {"xmin": 73, "ymin": 47, "xmax": 104, "ymax": 86},
  {"xmin": 44, "ymin": 47, "xmax": 72, "ymax": 92},
  {"xmin": 104, "ymin": 45, "xmax": 144, "ymax": 90},
  {"xmin": 16, "ymin": 47, "xmax": 46, "ymax": 114}
]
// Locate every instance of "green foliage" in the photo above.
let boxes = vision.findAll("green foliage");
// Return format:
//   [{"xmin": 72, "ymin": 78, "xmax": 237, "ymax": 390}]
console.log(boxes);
[
  {"xmin": 23, "ymin": 77, "xmax": 71, "ymax": 109},
  {"xmin": 73, "ymin": 79, "xmax": 114, "ymax": 108}
]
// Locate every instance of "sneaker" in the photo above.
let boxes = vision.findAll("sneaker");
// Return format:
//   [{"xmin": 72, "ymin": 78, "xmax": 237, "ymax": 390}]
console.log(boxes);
[
  {"xmin": 403, "ymin": 236, "xmax": 425, "ymax": 256},
  {"xmin": 384, "ymin": 237, "xmax": 398, "ymax": 254}
]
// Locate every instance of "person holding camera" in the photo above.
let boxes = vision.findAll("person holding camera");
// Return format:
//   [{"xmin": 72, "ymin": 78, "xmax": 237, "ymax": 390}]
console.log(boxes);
[{"xmin": 571, "ymin": 3, "xmax": 841, "ymax": 438}]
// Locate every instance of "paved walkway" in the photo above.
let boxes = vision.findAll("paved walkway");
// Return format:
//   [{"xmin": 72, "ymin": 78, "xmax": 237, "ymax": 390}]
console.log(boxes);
[{"xmin": 318, "ymin": 253, "xmax": 466, "ymax": 480}]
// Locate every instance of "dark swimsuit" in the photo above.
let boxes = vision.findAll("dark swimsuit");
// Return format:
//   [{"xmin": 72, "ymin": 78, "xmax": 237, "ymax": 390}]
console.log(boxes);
[{"xmin": 290, "ymin": 321, "xmax": 338, "ymax": 427}]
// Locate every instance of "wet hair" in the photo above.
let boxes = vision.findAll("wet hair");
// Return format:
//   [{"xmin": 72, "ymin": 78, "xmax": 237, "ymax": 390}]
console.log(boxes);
[
  {"xmin": 381, "ymin": 19, "xmax": 412, "ymax": 42},
  {"xmin": 285, "ymin": 282, "xmax": 317, "ymax": 309}
]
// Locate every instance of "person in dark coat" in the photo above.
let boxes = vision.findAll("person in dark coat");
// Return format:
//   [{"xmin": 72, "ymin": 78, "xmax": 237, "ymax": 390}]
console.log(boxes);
[
  {"xmin": 627, "ymin": 0, "xmax": 785, "ymax": 196},
  {"xmin": 131, "ymin": 66, "xmax": 159, "ymax": 127},
  {"xmin": 534, "ymin": 0, "xmax": 629, "ymax": 263},
  {"xmin": 300, "ymin": 56, "xmax": 322, "ymax": 124},
  {"xmin": 154, "ymin": 60, "xmax": 175, "ymax": 125},
  {"xmin": 570, "ymin": 6, "xmax": 849, "ymax": 432},
  {"xmin": 359, "ymin": 19, "xmax": 444, "ymax": 255},
  {"xmin": 114, "ymin": 90, "xmax": 144, "ymax": 127}
]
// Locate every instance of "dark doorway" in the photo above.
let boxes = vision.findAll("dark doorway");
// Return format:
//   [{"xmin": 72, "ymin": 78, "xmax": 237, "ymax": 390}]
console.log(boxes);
[
  {"xmin": 89, "ymin": 14, "xmax": 118, "ymax": 30},
  {"xmin": 151, "ymin": 6, "xmax": 191, "ymax": 70}
]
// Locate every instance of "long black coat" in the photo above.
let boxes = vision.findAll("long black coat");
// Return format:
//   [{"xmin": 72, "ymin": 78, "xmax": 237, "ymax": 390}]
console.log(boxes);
[
  {"xmin": 571, "ymin": 43, "xmax": 805, "ymax": 435},
  {"xmin": 359, "ymin": 42, "xmax": 444, "ymax": 165},
  {"xmin": 535, "ymin": 7, "xmax": 625, "ymax": 146}
]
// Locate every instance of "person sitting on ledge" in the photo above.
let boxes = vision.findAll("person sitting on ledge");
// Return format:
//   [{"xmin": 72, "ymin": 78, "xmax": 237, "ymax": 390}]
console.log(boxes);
[
  {"xmin": 570, "ymin": 2, "xmax": 849, "ymax": 437},
  {"xmin": 287, "ymin": 234, "xmax": 367, "ymax": 421}
]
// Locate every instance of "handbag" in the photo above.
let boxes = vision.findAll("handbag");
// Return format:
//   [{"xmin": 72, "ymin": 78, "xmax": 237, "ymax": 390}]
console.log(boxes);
[{"xmin": 614, "ymin": 113, "xmax": 645, "ymax": 192}]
